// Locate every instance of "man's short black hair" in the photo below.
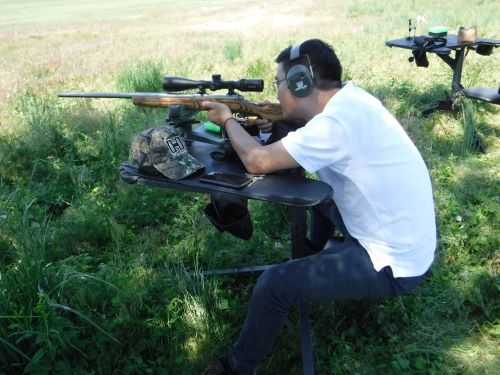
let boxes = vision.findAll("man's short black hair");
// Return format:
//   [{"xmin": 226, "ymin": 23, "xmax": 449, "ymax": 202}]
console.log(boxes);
[{"xmin": 275, "ymin": 39, "xmax": 342, "ymax": 90}]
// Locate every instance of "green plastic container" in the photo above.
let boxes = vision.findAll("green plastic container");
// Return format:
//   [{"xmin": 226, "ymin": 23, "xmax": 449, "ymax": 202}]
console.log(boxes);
[{"xmin": 428, "ymin": 26, "xmax": 448, "ymax": 37}]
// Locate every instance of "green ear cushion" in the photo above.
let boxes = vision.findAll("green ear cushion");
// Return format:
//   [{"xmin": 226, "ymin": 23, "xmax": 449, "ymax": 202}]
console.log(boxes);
[{"xmin": 286, "ymin": 64, "xmax": 313, "ymax": 97}]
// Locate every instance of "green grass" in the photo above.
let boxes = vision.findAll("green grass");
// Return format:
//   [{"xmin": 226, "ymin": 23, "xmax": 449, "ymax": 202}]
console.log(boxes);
[
  {"xmin": 1, "ymin": 0, "xmax": 500, "ymax": 373},
  {"xmin": 0, "ymin": 0, "xmax": 223, "ymax": 30}
]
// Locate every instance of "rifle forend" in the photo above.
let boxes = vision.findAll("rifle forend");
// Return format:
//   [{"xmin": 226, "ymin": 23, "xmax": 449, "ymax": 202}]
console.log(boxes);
[{"xmin": 58, "ymin": 92, "xmax": 283, "ymax": 121}]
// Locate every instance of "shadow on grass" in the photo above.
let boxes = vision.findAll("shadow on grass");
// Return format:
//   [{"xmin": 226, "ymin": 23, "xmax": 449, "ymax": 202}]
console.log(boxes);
[
  {"xmin": 2, "ymin": 80, "xmax": 498, "ymax": 374},
  {"xmin": 369, "ymin": 78, "xmax": 499, "ymax": 119},
  {"xmin": 366, "ymin": 79, "xmax": 499, "ymax": 156}
]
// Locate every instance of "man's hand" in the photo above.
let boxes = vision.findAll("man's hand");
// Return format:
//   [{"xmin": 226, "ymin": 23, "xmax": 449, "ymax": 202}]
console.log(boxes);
[
  {"xmin": 255, "ymin": 100, "xmax": 274, "ymax": 133},
  {"xmin": 254, "ymin": 119, "xmax": 273, "ymax": 133},
  {"xmin": 203, "ymin": 101, "xmax": 299, "ymax": 174},
  {"xmin": 202, "ymin": 101, "xmax": 233, "ymax": 126}
]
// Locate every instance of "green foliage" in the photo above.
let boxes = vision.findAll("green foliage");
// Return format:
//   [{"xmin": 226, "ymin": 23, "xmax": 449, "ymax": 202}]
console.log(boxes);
[
  {"xmin": 347, "ymin": 1, "xmax": 385, "ymax": 18},
  {"xmin": 461, "ymin": 98, "xmax": 487, "ymax": 154},
  {"xmin": 117, "ymin": 59, "xmax": 165, "ymax": 92},
  {"xmin": 1, "ymin": 0, "xmax": 500, "ymax": 373},
  {"xmin": 222, "ymin": 40, "xmax": 243, "ymax": 63},
  {"xmin": 246, "ymin": 58, "xmax": 268, "ymax": 78}
]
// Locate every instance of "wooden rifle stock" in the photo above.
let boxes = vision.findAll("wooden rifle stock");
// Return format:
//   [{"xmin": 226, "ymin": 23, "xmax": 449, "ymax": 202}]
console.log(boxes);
[{"xmin": 132, "ymin": 95, "xmax": 283, "ymax": 121}]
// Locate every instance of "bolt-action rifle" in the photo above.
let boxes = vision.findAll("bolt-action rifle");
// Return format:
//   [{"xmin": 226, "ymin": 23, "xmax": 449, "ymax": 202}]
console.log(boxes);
[{"xmin": 59, "ymin": 74, "xmax": 283, "ymax": 150}]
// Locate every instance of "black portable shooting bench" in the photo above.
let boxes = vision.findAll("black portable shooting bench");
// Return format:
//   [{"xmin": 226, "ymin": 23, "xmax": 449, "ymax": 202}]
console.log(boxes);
[
  {"xmin": 120, "ymin": 128, "xmax": 333, "ymax": 374},
  {"xmin": 120, "ymin": 139, "xmax": 333, "ymax": 263}
]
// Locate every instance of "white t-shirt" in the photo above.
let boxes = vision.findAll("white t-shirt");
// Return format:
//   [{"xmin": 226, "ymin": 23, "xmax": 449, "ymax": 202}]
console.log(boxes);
[{"xmin": 281, "ymin": 82, "xmax": 436, "ymax": 278}]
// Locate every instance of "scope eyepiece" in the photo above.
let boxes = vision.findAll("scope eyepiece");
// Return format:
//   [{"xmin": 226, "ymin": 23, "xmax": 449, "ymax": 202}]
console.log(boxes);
[{"xmin": 162, "ymin": 75, "xmax": 264, "ymax": 93}]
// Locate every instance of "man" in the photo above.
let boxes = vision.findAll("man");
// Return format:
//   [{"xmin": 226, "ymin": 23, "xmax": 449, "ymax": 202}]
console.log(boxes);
[{"xmin": 203, "ymin": 39, "xmax": 436, "ymax": 375}]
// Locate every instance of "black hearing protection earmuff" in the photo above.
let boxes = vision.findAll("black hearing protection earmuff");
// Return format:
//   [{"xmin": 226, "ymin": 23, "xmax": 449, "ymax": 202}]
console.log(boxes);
[{"xmin": 286, "ymin": 43, "xmax": 315, "ymax": 97}]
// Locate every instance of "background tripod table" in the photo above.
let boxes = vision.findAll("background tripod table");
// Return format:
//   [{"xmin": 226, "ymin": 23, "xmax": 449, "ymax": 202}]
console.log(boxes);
[{"xmin": 386, "ymin": 34, "xmax": 500, "ymax": 114}]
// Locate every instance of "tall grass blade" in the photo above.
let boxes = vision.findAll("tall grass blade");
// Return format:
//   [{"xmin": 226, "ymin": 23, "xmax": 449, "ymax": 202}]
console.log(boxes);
[
  {"xmin": 49, "ymin": 303, "xmax": 122, "ymax": 345},
  {"xmin": 0, "ymin": 336, "xmax": 33, "ymax": 363}
]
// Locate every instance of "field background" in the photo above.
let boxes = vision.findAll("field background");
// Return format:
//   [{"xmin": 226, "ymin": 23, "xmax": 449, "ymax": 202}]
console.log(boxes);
[{"xmin": 1, "ymin": 0, "xmax": 499, "ymax": 374}]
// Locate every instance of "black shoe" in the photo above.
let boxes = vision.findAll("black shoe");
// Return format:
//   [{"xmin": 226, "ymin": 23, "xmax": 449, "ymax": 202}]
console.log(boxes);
[{"xmin": 203, "ymin": 357, "xmax": 234, "ymax": 375}]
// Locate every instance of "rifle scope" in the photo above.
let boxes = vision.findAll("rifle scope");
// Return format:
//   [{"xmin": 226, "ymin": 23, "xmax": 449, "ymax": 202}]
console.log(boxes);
[{"xmin": 162, "ymin": 74, "xmax": 264, "ymax": 93}]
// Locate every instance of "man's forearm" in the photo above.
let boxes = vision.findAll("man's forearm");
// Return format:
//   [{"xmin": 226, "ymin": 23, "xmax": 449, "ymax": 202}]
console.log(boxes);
[
  {"xmin": 225, "ymin": 118, "xmax": 265, "ymax": 173},
  {"xmin": 224, "ymin": 118, "xmax": 300, "ymax": 174}
]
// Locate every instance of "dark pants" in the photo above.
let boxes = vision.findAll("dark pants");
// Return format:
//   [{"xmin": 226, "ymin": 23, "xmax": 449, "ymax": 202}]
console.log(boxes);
[{"xmin": 227, "ymin": 202, "xmax": 427, "ymax": 374}]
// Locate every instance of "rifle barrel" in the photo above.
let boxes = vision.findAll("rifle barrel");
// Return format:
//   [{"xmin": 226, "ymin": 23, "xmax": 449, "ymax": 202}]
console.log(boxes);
[{"xmin": 58, "ymin": 92, "xmax": 146, "ymax": 99}]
